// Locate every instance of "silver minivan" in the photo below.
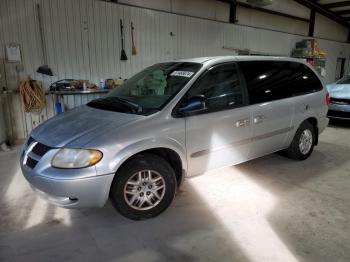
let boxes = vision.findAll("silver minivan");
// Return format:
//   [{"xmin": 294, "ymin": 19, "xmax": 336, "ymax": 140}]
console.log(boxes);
[{"xmin": 21, "ymin": 56, "xmax": 329, "ymax": 220}]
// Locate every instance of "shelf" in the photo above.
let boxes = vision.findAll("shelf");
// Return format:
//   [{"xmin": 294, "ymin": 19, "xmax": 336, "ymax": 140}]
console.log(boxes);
[{"xmin": 46, "ymin": 89, "xmax": 110, "ymax": 95}]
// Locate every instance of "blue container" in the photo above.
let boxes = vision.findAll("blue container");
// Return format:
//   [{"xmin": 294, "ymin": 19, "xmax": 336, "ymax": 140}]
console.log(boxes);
[{"xmin": 55, "ymin": 102, "xmax": 63, "ymax": 114}]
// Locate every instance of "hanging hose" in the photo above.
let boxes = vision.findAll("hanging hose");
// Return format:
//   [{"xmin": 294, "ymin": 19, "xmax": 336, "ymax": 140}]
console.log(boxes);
[{"xmin": 19, "ymin": 78, "xmax": 46, "ymax": 114}]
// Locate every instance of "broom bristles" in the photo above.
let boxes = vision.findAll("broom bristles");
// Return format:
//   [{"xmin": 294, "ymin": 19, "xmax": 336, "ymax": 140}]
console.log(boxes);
[
  {"xmin": 132, "ymin": 45, "xmax": 137, "ymax": 55},
  {"xmin": 120, "ymin": 49, "xmax": 128, "ymax": 60}
]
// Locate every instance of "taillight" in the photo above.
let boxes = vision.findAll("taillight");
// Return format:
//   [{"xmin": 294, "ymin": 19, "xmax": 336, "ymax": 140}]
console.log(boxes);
[{"xmin": 326, "ymin": 93, "xmax": 331, "ymax": 107}]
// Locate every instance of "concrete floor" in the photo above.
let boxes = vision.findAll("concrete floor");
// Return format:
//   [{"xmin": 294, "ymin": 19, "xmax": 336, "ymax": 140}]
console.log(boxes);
[{"xmin": 0, "ymin": 123, "xmax": 349, "ymax": 262}]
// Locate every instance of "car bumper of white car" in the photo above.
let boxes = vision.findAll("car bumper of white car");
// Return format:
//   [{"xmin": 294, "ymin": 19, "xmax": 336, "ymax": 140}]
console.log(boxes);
[{"xmin": 328, "ymin": 103, "xmax": 350, "ymax": 120}]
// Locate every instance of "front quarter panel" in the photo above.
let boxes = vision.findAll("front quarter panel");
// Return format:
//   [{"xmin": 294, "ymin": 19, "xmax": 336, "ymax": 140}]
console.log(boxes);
[{"xmin": 88, "ymin": 114, "xmax": 187, "ymax": 177}]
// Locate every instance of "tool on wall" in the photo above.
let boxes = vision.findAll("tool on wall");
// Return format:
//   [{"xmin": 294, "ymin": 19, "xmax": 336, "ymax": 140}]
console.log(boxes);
[
  {"xmin": 19, "ymin": 78, "xmax": 46, "ymax": 114},
  {"xmin": 36, "ymin": 4, "xmax": 53, "ymax": 76},
  {"xmin": 131, "ymin": 21, "xmax": 137, "ymax": 55},
  {"xmin": 120, "ymin": 19, "xmax": 128, "ymax": 61}
]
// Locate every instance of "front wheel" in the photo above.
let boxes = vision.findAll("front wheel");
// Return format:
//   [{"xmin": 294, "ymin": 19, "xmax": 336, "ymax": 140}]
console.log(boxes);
[
  {"xmin": 285, "ymin": 121, "xmax": 316, "ymax": 160},
  {"xmin": 110, "ymin": 153, "xmax": 176, "ymax": 220}
]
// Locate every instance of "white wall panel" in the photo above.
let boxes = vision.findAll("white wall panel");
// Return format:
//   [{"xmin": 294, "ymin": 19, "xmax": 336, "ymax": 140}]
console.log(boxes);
[
  {"xmin": 237, "ymin": 6, "xmax": 309, "ymax": 36},
  {"xmin": 0, "ymin": 0, "xmax": 350, "ymax": 141},
  {"xmin": 239, "ymin": 0, "xmax": 310, "ymax": 19},
  {"xmin": 315, "ymin": 13, "xmax": 349, "ymax": 43},
  {"xmin": 119, "ymin": 0, "xmax": 172, "ymax": 12},
  {"xmin": 0, "ymin": 96, "xmax": 7, "ymax": 143}
]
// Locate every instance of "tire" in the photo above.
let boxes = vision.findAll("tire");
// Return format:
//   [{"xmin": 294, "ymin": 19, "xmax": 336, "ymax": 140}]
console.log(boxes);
[
  {"xmin": 110, "ymin": 153, "xmax": 177, "ymax": 220},
  {"xmin": 285, "ymin": 121, "xmax": 316, "ymax": 160}
]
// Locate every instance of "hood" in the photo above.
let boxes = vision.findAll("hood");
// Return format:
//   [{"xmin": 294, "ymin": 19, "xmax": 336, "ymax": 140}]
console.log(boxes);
[
  {"xmin": 31, "ymin": 105, "xmax": 143, "ymax": 147},
  {"xmin": 327, "ymin": 84, "xmax": 350, "ymax": 99}
]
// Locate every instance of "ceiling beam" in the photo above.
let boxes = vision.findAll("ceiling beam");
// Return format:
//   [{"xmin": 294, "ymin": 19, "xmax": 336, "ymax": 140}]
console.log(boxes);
[
  {"xmin": 294, "ymin": 0, "xmax": 350, "ymax": 27},
  {"xmin": 335, "ymin": 9, "xmax": 350, "ymax": 15},
  {"xmin": 309, "ymin": 9, "xmax": 316, "ymax": 36},
  {"xmin": 324, "ymin": 1, "xmax": 350, "ymax": 9}
]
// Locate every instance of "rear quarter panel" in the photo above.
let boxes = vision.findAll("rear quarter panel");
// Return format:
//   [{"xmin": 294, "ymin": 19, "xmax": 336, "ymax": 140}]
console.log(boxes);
[{"xmin": 287, "ymin": 89, "xmax": 328, "ymax": 146}]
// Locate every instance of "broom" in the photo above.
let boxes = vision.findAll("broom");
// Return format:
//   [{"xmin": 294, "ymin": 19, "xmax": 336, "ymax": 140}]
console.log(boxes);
[
  {"xmin": 120, "ymin": 19, "xmax": 128, "ymax": 61},
  {"xmin": 36, "ymin": 4, "xmax": 53, "ymax": 76},
  {"xmin": 131, "ymin": 21, "xmax": 137, "ymax": 55}
]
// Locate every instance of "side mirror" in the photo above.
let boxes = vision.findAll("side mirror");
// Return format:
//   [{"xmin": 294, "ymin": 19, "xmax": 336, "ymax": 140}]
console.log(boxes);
[{"xmin": 177, "ymin": 95, "xmax": 206, "ymax": 116}]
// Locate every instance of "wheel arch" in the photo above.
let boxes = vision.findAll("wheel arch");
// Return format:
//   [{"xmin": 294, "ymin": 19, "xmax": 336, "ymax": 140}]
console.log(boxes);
[
  {"xmin": 305, "ymin": 117, "xmax": 319, "ymax": 145},
  {"xmin": 110, "ymin": 139, "xmax": 187, "ymax": 188}
]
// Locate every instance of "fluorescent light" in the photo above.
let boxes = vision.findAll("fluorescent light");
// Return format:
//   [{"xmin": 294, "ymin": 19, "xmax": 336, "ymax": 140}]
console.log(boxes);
[
  {"xmin": 259, "ymin": 74, "xmax": 267, "ymax": 79},
  {"xmin": 302, "ymin": 75, "xmax": 308, "ymax": 79}
]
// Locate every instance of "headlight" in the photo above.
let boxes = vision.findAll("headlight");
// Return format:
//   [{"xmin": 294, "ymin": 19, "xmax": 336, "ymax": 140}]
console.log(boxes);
[{"xmin": 52, "ymin": 148, "xmax": 103, "ymax": 169}]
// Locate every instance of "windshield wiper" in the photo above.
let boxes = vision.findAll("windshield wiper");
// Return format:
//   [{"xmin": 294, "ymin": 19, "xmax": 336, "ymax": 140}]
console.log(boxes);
[
  {"xmin": 88, "ymin": 97, "xmax": 143, "ymax": 114},
  {"xmin": 107, "ymin": 97, "xmax": 143, "ymax": 113}
]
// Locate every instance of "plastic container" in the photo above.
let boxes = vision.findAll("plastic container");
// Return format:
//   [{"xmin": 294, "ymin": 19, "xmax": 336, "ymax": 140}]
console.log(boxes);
[{"xmin": 99, "ymin": 79, "xmax": 105, "ymax": 90}]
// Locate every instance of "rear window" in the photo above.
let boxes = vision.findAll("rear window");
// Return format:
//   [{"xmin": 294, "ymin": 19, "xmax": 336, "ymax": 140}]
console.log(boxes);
[{"xmin": 238, "ymin": 61, "xmax": 323, "ymax": 104}]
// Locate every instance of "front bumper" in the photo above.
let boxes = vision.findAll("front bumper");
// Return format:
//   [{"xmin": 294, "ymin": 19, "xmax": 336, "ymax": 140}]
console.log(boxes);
[
  {"xmin": 328, "ymin": 103, "xmax": 350, "ymax": 120},
  {"xmin": 20, "ymin": 146, "xmax": 114, "ymax": 208}
]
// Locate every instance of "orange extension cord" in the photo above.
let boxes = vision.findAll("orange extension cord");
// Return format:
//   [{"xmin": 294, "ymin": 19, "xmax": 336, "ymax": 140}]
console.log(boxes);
[{"xmin": 19, "ymin": 78, "xmax": 46, "ymax": 114}]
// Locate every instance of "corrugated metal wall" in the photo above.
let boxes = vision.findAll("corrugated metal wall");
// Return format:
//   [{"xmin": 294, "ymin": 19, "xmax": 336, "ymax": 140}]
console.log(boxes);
[
  {"xmin": 0, "ymin": 96, "xmax": 6, "ymax": 143},
  {"xmin": 1, "ymin": 0, "xmax": 350, "ymax": 141}
]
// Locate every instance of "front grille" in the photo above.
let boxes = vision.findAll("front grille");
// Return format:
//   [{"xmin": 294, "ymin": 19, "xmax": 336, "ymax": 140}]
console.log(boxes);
[
  {"xmin": 26, "ymin": 157, "xmax": 38, "ymax": 169},
  {"xmin": 23, "ymin": 137, "xmax": 53, "ymax": 170},
  {"xmin": 330, "ymin": 97, "xmax": 350, "ymax": 105},
  {"xmin": 328, "ymin": 110, "xmax": 350, "ymax": 119},
  {"xmin": 32, "ymin": 143, "xmax": 52, "ymax": 156}
]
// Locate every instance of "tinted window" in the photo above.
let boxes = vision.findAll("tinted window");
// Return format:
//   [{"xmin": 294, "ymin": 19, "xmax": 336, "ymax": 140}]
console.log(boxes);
[
  {"xmin": 238, "ymin": 61, "xmax": 323, "ymax": 104},
  {"xmin": 187, "ymin": 63, "xmax": 243, "ymax": 112}
]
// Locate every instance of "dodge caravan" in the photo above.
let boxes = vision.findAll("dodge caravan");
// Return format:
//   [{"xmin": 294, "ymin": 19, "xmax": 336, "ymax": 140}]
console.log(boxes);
[{"xmin": 20, "ymin": 56, "xmax": 329, "ymax": 220}]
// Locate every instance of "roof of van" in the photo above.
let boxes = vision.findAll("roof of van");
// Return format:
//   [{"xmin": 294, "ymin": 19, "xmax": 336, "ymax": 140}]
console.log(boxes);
[{"xmin": 175, "ymin": 56, "xmax": 306, "ymax": 64}]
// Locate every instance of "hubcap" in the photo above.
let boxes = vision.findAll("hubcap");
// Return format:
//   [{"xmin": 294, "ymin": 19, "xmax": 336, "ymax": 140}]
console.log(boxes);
[
  {"xmin": 123, "ymin": 170, "xmax": 166, "ymax": 210},
  {"xmin": 299, "ymin": 129, "xmax": 313, "ymax": 155}
]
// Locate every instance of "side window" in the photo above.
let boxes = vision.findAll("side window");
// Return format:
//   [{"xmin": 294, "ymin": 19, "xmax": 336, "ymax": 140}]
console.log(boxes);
[
  {"xmin": 290, "ymin": 63, "xmax": 323, "ymax": 95},
  {"xmin": 238, "ymin": 61, "xmax": 294, "ymax": 104},
  {"xmin": 187, "ymin": 63, "xmax": 243, "ymax": 112},
  {"xmin": 238, "ymin": 61, "xmax": 323, "ymax": 105}
]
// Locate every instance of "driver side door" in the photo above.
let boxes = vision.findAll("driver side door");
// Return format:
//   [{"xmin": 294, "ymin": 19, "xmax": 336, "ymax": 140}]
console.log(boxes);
[{"xmin": 182, "ymin": 63, "xmax": 253, "ymax": 176}]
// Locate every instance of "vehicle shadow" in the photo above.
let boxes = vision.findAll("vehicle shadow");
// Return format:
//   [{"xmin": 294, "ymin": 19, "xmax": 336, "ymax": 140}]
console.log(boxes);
[{"xmin": 328, "ymin": 118, "xmax": 350, "ymax": 128}]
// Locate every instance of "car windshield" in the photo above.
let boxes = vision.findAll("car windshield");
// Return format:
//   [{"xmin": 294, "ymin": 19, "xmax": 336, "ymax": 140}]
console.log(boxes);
[
  {"xmin": 87, "ymin": 62, "xmax": 202, "ymax": 115},
  {"xmin": 337, "ymin": 76, "xmax": 350, "ymax": 84}
]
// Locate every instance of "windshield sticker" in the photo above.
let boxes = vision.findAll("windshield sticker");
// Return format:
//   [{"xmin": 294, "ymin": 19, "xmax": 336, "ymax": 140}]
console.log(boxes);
[{"xmin": 170, "ymin": 71, "xmax": 194, "ymax": 78}]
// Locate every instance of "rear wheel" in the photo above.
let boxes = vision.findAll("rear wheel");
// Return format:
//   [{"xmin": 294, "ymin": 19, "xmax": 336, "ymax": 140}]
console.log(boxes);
[
  {"xmin": 110, "ymin": 153, "xmax": 176, "ymax": 220},
  {"xmin": 285, "ymin": 121, "xmax": 315, "ymax": 160}
]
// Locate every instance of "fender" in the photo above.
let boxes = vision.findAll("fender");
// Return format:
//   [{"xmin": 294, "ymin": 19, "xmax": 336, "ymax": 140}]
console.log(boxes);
[{"xmin": 108, "ymin": 137, "xmax": 188, "ymax": 177}]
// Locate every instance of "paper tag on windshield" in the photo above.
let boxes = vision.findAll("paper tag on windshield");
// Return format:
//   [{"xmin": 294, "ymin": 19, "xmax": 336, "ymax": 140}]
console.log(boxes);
[{"xmin": 170, "ymin": 71, "xmax": 194, "ymax": 78}]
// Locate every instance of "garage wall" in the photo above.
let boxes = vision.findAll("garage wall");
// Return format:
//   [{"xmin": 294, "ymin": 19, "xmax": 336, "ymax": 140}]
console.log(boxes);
[
  {"xmin": 1, "ymin": 0, "xmax": 350, "ymax": 141},
  {"xmin": 0, "ymin": 97, "xmax": 6, "ymax": 144},
  {"xmin": 118, "ymin": 0, "xmax": 230, "ymax": 22},
  {"xmin": 314, "ymin": 13, "xmax": 349, "ymax": 43},
  {"xmin": 240, "ymin": 0, "xmax": 310, "ymax": 19},
  {"xmin": 236, "ymin": 5, "xmax": 309, "ymax": 35}
]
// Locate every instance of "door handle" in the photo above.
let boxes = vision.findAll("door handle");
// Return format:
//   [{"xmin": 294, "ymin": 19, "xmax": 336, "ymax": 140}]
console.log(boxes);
[
  {"xmin": 253, "ymin": 115, "xmax": 264, "ymax": 124},
  {"xmin": 235, "ymin": 118, "xmax": 250, "ymax": 127}
]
